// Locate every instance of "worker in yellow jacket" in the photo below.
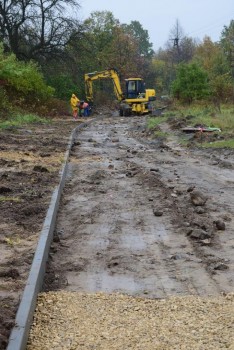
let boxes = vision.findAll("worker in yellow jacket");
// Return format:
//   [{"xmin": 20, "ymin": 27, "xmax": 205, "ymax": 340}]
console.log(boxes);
[{"xmin": 70, "ymin": 94, "xmax": 80, "ymax": 119}]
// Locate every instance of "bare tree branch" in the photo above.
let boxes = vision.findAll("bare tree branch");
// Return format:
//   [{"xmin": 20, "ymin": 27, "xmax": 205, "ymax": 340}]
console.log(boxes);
[{"xmin": 0, "ymin": 0, "xmax": 82, "ymax": 60}]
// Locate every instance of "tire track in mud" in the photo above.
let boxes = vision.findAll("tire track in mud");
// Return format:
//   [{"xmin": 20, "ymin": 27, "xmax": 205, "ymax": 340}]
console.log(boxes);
[
  {"xmin": 44, "ymin": 116, "xmax": 234, "ymax": 298},
  {"xmin": 130, "ymin": 124, "xmax": 234, "ymax": 293}
]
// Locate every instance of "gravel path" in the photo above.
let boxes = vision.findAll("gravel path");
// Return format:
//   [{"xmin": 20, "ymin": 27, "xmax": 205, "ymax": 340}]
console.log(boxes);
[{"xmin": 27, "ymin": 291, "xmax": 234, "ymax": 350}]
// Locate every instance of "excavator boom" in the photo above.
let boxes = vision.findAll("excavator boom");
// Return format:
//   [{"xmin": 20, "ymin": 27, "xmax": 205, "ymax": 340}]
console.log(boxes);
[{"xmin": 85, "ymin": 68, "xmax": 124, "ymax": 102}]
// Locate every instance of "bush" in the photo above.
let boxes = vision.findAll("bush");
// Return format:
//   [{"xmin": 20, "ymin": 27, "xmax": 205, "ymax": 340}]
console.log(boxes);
[
  {"xmin": 0, "ymin": 87, "xmax": 12, "ymax": 117},
  {"xmin": 46, "ymin": 74, "xmax": 79, "ymax": 100},
  {"xmin": 36, "ymin": 98, "xmax": 71, "ymax": 117},
  {"xmin": 171, "ymin": 63, "xmax": 210, "ymax": 103},
  {"xmin": 0, "ymin": 43, "xmax": 55, "ymax": 116},
  {"xmin": 0, "ymin": 44, "xmax": 54, "ymax": 99}
]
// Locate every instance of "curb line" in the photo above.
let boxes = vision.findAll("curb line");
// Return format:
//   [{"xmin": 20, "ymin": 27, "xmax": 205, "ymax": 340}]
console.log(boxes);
[{"xmin": 7, "ymin": 121, "xmax": 90, "ymax": 350}]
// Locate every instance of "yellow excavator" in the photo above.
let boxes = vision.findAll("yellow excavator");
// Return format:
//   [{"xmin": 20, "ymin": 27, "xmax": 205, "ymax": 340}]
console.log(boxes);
[{"xmin": 84, "ymin": 68, "xmax": 156, "ymax": 116}]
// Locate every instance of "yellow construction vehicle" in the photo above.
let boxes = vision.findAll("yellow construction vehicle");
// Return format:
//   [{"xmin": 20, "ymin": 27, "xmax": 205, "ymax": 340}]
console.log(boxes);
[{"xmin": 84, "ymin": 68, "xmax": 156, "ymax": 116}]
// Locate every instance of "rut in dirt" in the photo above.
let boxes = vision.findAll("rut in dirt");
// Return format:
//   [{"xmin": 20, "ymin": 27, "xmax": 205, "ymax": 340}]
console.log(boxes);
[{"xmin": 45, "ymin": 115, "xmax": 234, "ymax": 298}]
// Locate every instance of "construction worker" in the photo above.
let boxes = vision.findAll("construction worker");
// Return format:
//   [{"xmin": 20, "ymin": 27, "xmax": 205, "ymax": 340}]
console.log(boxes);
[
  {"xmin": 70, "ymin": 94, "xmax": 80, "ymax": 120},
  {"xmin": 79, "ymin": 101, "xmax": 90, "ymax": 117}
]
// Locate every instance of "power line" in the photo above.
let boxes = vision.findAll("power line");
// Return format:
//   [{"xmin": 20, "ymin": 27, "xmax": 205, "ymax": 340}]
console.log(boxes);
[{"xmin": 187, "ymin": 15, "xmax": 233, "ymax": 37}]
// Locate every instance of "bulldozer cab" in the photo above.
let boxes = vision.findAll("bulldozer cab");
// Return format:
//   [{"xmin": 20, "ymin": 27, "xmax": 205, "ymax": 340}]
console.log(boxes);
[{"xmin": 125, "ymin": 78, "xmax": 145, "ymax": 99}]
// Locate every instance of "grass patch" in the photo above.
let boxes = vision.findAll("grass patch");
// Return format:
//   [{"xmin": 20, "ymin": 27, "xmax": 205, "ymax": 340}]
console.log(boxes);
[
  {"xmin": 0, "ymin": 114, "xmax": 50, "ymax": 129},
  {"xmin": 154, "ymin": 130, "xmax": 168, "ymax": 138},
  {"xmin": 201, "ymin": 138, "xmax": 234, "ymax": 149},
  {"xmin": 176, "ymin": 105, "xmax": 234, "ymax": 131},
  {"xmin": 178, "ymin": 135, "xmax": 191, "ymax": 146},
  {"xmin": 167, "ymin": 104, "xmax": 234, "ymax": 148},
  {"xmin": 147, "ymin": 116, "xmax": 165, "ymax": 129},
  {"xmin": 163, "ymin": 111, "xmax": 178, "ymax": 118}
]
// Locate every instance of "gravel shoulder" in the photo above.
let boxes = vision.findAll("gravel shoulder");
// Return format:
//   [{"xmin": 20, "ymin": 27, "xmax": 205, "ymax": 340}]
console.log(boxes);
[{"xmin": 28, "ymin": 291, "xmax": 234, "ymax": 350}]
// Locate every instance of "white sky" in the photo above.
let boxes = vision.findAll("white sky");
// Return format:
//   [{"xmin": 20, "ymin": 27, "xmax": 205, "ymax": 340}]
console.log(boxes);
[{"xmin": 79, "ymin": 0, "xmax": 234, "ymax": 50}]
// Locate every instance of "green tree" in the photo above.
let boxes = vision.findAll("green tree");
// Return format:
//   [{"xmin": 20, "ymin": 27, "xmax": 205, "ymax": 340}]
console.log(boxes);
[
  {"xmin": 151, "ymin": 58, "xmax": 171, "ymax": 95},
  {"xmin": 105, "ymin": 25, "xmax": 139, "ymax": 77},
  {"xmin": 122, "ymin": 20, "xmax": 154, "ymax": 58},
  {"xmin": 193, "ymin": 37, "xmax": 233, "ymax": 104},
  {"xmin": 153, "ymin": 47, "xmax": 177, "ymax": 95},
  {"xmin": 194, "ymin": 37, "xmax": 220, "ymax": 71},
  {"xmin": 220, "ymin": 20, "xmax": 234, "ymax": 68},
  {"xmin": 83, "ymin": 11, "xmax": 120, "ymax": 70},
  {"xmin": 220, "ymin": 20, "xmax": 234, "ymax": 102},
  {"xmin": 106, "ymin": 25, "xmax": 153, "ymax": 80},
  {"xmin": 171, "ymin": 63, "xmax": 210, "ymax": 103},
  {"xmin": 46, "ymin": 74, "xmax": 78, "ymax": 100}
]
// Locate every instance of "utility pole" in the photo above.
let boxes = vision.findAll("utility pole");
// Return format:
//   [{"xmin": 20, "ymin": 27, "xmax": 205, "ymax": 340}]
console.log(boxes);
[{"xmin": 170, "ymin": 19, "xmax": 180, "ymax": 62}]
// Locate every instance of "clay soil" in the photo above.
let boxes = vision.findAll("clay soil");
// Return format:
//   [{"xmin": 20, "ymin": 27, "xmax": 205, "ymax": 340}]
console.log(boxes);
[
  {"xmin": 1, "ymin": 111, "xmax": 234, "ymax": 349},
  {"xmin": 0, "ymin": 117, "xmax": 79, "ymax": 349}
]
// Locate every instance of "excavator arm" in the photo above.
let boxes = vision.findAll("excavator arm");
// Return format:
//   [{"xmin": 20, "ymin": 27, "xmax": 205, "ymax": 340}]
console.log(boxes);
[{"xmin": 84, "ymin": 68, "xmax": 124, "ymax": 103}]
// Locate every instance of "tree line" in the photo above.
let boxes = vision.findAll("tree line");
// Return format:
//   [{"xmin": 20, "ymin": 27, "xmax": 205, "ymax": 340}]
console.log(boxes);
[{"xmin": 0, "ymin": 0, "xmax": 233, "ymax": 115}]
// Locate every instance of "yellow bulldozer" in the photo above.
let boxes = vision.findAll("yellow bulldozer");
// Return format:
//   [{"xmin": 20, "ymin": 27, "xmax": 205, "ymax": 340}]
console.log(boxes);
[{"xmin": 84, "ymin": 68, "xmax": 156, "ymax": 116}]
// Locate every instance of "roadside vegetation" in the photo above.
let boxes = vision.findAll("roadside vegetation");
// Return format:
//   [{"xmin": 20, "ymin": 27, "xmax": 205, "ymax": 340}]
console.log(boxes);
[
  {"xmin": 148, "ymin": 104, "xmax": 234, "ymax": 148},
  {"xmin": 147, "ymin": 116, "xmax": 165, "ymax": 129},
  {"xmin": 0, "ymin": 114, "xmax": 50, "ymax": 129},
  {"xmin": 201, "ymin": 138, "xmax": 234, "ymax": 148},
  {"xmin": 168, "ymin": 105, "xmax": 234, "ymax": 131}
]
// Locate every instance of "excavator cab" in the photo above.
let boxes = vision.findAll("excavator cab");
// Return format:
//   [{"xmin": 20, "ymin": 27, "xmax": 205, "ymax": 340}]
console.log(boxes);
[{"xmin": 125, "ymin": 78, "xmax": 146, "ymax": 99}]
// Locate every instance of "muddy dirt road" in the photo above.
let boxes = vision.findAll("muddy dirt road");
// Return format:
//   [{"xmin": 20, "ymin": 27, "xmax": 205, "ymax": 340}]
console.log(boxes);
[{"xmin": 46, "ymin": 115, "xmax": 234, "ymax": 298}]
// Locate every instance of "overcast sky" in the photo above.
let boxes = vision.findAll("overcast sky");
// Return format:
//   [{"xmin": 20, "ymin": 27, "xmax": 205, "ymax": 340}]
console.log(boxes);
[{"xmin": 79, "ymin": 0, "xmax": 233, "ymax": 50}]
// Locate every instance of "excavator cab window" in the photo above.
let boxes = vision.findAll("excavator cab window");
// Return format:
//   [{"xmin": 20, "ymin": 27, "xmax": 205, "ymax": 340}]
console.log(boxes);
[{"xmin": 125, "ymin": 79, "xmax": 145, "ymax": 99}]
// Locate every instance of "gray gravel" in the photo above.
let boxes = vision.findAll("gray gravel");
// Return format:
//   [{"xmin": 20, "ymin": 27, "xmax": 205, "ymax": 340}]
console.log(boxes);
[{"xmin": 27, "ymin": 291, "xmax": 234, "ymax": 350}]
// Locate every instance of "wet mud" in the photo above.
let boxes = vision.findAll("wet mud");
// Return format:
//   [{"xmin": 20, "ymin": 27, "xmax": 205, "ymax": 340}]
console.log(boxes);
[{"xmin": 45, "ymin": 115, "xmax": 234, "ymax": 300}]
